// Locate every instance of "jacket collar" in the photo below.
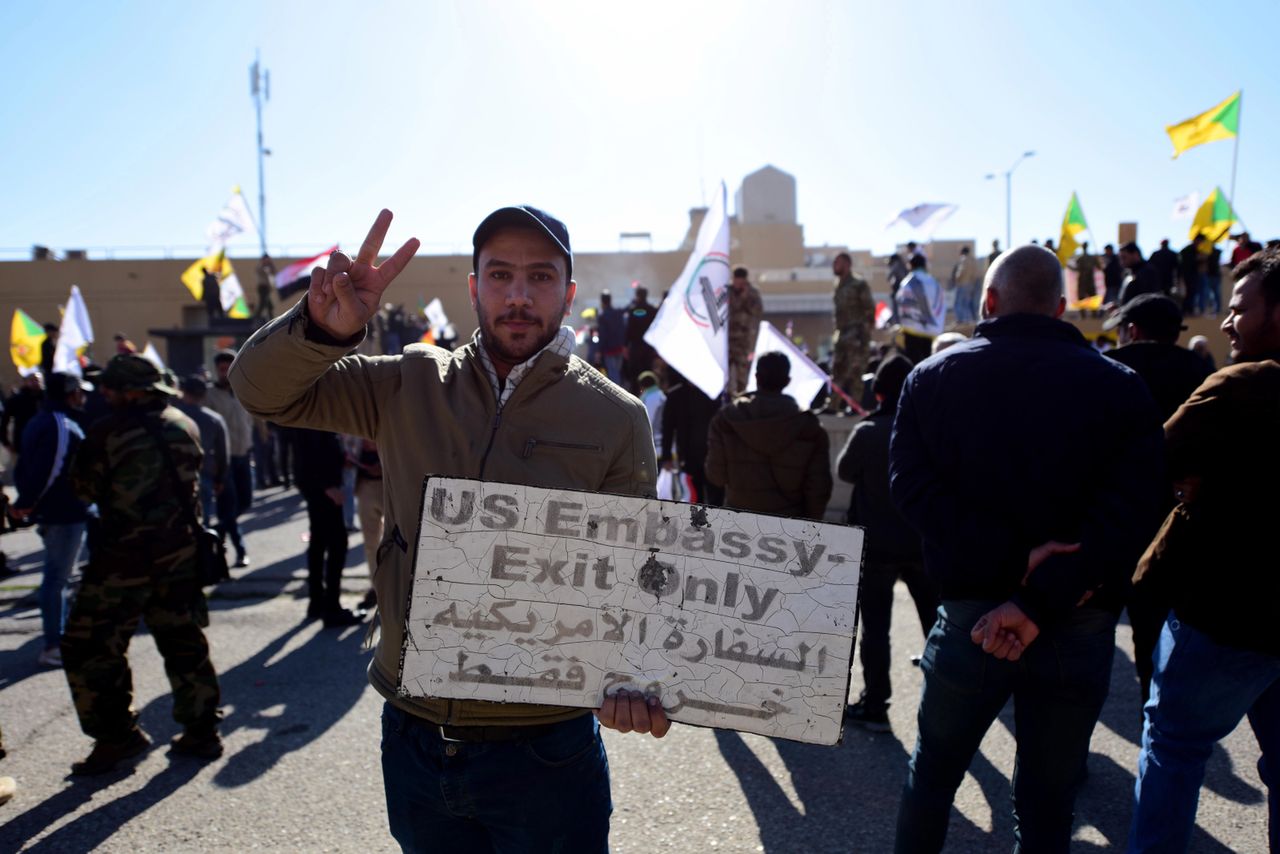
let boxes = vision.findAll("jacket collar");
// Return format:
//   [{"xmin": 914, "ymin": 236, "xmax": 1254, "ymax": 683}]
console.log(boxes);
[
  {"xmin": 1237, "ymin": 349, "xmax": 1280, "ymax": 365},
  {"xmin": 974, "ymin": 313, "xmax": 1089, "ymax": 348},
  {"xmin": 462, "ymin": 327, "xmax": 574, "ymax": 406}
]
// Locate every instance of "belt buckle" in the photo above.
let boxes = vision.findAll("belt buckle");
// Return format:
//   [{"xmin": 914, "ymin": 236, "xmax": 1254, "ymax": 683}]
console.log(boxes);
[{"xmin": 438, "ymin": 725, "xmax": 465, "ymax": 743}]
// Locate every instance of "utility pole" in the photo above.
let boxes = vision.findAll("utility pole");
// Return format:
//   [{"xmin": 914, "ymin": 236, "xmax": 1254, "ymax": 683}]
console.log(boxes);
[
  {"xmin": 986, "ymin": 150, "xmax": 1035, "ymax": 248},
  {"xmin": 250, "ymin": 53, "xmax": 270, "ymax": 256}
]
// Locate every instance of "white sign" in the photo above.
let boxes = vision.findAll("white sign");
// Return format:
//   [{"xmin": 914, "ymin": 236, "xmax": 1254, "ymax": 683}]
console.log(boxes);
[{"xmin": 398, "ymin": 477, "xmax": 864, "ymax": 745}]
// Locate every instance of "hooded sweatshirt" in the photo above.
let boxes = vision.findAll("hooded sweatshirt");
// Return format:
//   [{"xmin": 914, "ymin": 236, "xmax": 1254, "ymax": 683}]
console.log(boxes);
[{"xmin": 705, "ymin": 391, "xmax": 832, "ymax": 520}]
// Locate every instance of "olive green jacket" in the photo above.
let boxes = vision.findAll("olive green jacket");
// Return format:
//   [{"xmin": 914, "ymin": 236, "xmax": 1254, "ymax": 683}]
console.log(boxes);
[{"xmin": 230, "ymin": 298, "xmax": 657, "ymax": 726}]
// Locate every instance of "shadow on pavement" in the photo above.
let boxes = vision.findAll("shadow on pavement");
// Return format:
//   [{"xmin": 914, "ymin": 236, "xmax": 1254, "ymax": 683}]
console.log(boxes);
[
  {"xmin": 188, "ymin": 613, "xmax": 371, "ymax": 789},
  {"xmin": 714, "ymin": 725, "xmax": 1002, "ymax": 853},
  {"xmin": 3, "ymin": 756, "xmax": 201, "ymax": 852},
  {"xmin": 0, "ymin": 636, "xmax": 49, "ymax": 693}
]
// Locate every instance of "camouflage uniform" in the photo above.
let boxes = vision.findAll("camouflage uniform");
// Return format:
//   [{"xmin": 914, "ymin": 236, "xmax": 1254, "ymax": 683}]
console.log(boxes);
[
  {"xmin": 727, "ymin": 281, "xmax": 764, "ymax": 395},
  {"xmin": 61, "ymin": 358, "xmax": 220, "ymax": 744},
  {"xmin": 830, "ymin": 273, "xmax": 874, "ymax": 406},
  {"xmin": 1076, "ymin": 250, "xmax": 1098, "ymax": 299}
]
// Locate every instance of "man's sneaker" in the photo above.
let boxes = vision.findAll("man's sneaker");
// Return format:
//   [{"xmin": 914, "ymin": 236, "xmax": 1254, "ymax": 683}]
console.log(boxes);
[
  {"xmin": 36, "ymin": 647, "xmax": 63, "ymax": 668},
  {"xmin": 233, "ymin": 554, "xmax": 250, "ymax": 569},
  {"xmin": 323, "ymin": 607, "xmax": 367, "ymax": 628},
  {"xmin": 169, "ymin": 728, "xmax": 223, "ymax": 760},
  {"xmin": 844, "ymin": 701, "xmax": 891, "ymax": 732},
  {"xmin": 70, "ymin": 728, "xmax": 151, "ymax": 776},
  {"xmin": 0, "ymin": 775, "xmax": 15, "ymax": 805}
]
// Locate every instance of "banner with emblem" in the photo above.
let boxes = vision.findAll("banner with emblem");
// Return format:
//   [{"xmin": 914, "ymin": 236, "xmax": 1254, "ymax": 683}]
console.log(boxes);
[{"xmin": 643, "ymin": 182, "xmax": 731, "ymax": 398}]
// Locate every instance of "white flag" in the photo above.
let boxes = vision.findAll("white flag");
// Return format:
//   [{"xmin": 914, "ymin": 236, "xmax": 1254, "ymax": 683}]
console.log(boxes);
[
  {"xmin": 886, "ymin": 203, "xmax": 958, "ymax": 238},
  {"xmin": 219, "ymin": 268, "xmax": 245, "ymax": 314},
  {"xmin": 745, "ymin": 321, "xmax": 831, "ymax": 410},
  {"xmin": 53, "ymin": 284, "xmax": 94, "ymax": 376},
  {"xmin": 424, "ymin": 297, "xmax": 449, "ymax": 333},
  {"xmin": 206, "ymin": 189, "xmax": 259, "ymax": 252},
  {"xmin": 643, "ymin": 182, "xmax": 731, "ymax": 398},
  {"xmin": 1171, "ymin": 192, "xmax": 1201, "ymax": 221},
  {"xmin": 140, "ymin": 342, "xmax": 165, "ymax": 369}
]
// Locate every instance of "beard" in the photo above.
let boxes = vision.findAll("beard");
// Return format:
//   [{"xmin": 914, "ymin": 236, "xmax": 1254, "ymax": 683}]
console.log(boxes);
[{"xmin": 477, "ymin": 302, "xmax": 562, "ymax": 366}]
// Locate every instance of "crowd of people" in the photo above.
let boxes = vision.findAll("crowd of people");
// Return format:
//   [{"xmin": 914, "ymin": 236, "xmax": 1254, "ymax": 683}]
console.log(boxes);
[{"xmin": 0, "ymin": 203, "xmax": 1275, "ymax": 853}]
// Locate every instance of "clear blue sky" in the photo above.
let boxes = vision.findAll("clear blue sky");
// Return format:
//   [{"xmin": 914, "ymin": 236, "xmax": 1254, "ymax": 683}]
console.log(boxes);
[{"xmin": 2, "ymin": 0, "xmax": 1276, "ymax": 263}]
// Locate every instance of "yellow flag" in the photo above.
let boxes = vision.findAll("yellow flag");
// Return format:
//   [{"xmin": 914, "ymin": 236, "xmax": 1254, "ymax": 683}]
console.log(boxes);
[
  {"xmin": 10, "ymin": 309, "xmax": 46, "ymax": 371},
  {"xmin": 1166, "ymin": 91, "xmax": 1241, "ymax": 158},
  {"xmin": 1189, "ymin": 188, "xmax": 1236, "ymax": 248},
  {"xmin": 181, "ymin": 250, "xmax": 230, "ymax": 301},
  {"xmin": 1057, "ymin": 193, "xmax": 1088, "ymax": 264}
]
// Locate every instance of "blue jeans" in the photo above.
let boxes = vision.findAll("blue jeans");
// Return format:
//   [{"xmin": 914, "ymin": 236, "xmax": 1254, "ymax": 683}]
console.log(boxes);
[
  {"xmin": 895, "ymin": 600, "xmax": 1117, "ymax": 854},
  {"xmin": 1200, "ymin": 274, "xmax": 1222, "ymax": 315},
  {"xmin": 39, "ymin": 522, "xmax": 86, "ymax": 649},
  {"xmin": 380, "ymin": 702, "xmax": 611, "ymax": 853},
  {"xmin": 953, "ymin": 284, "xmax": 980, "ymax": 324},
  {"xmin": 1129, "ymin": 616, "xmax": 1280, "ymax": 853},
  {"xmin": 342, "ymin": 466, "xmax": 357, "ymax": 530},
  {"xmin": 603, "ymin": 353, "xmax": 625, "ymax": 386}
]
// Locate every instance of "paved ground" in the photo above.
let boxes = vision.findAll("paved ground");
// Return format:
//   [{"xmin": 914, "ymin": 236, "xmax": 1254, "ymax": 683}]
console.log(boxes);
[{"xmin": 0, "ymin": 486, "xmax": 1269, "ymax": 852}]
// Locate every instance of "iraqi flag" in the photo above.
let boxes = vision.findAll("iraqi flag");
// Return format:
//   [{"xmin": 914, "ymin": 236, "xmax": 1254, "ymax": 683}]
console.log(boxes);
[{"xmin": 277, "ymin": 246, "xmax": 338, "ymax": 297}]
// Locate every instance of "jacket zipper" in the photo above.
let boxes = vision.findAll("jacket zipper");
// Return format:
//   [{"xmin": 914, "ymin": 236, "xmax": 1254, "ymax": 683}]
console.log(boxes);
[
  {"xmin": 477, "ymin": 410, "xmax": 503, "ymax": 479},
  {"xmin": 522, "ymin": 438, "xmax": 603, "ymax": 459}
]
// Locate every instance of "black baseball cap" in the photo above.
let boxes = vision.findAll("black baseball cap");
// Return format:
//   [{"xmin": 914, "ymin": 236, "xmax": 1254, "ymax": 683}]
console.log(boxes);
[
  {"xmin": 180, "ymin": 374, "xmax": 209, "ymax": 395},
  {"xmin": 472, "ymin": 205, "xmax": 573, "ymax": 281},
  {"xmin": 1103, "ymin": 293, "xmax": 1187, "ymax": 336},
  {"xmin": 872, "ymin": 354, "xmax": 913, "ymax": 407}
]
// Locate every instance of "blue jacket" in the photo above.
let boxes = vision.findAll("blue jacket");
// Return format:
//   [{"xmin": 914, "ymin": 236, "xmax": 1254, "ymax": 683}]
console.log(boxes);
[
  {"xmin": 889, "ymin": 313, "xmax": 1166, "ymax": 626},
  {"xmin": 15, "ymin": 403, "xmax": 91, "ymax": 524}
]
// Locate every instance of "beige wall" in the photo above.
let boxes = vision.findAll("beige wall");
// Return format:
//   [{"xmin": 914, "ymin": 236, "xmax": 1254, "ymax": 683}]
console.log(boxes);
[{"xmin": 0, "ymin": 203, "xmax": 1237, "ymax": 388}]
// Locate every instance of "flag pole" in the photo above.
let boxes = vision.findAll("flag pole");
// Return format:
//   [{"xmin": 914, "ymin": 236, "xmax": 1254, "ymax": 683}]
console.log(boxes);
[{"xmin": 1228, "ymin": 90, "xmax": 1241, "ymax": 216}]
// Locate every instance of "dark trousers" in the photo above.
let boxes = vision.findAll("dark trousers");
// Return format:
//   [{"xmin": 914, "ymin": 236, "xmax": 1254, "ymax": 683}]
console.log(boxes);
[
  {"xmin": 275, "ymin": 427, "xmax": 294, "ymax": 487},
  {"xmin": 381, "ymin": 703, "xmax": 611, "ymax": 853},
  {"xmin": 230, "ymin": 455, "xmax": 253, "ymax": 517},
  {"xmin": 857, "ymin": 557, "xmax": 939, "ymax": 712},
  {"xmin": 303, "ymin": 489, "xmax": 348, "ymax": 613},
  {"xmin": 896, "ymin": 600, "xmax": 1117, "ymax": 853},
  {"xmin": 253, "ymin": 430, "xmax": 280, "ymax": 487},
  {"xmin": 215, "ymin": 477, "xmax": 244, "ymax": 559}
]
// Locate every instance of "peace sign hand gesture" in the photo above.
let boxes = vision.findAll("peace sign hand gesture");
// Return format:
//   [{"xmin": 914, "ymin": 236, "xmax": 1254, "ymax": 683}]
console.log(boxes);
[{"xmin": 307, "ymin": 209, "xmax": 420, "ymax": 340}]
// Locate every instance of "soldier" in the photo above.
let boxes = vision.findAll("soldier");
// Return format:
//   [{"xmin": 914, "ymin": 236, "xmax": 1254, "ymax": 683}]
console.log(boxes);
[
  {"xmin": 254, "ymin": 254, "xmax": 276, "ymax": 321},
  {"xmin": 727, "ymin": 266, "xmax": 763, "ymax": 395},
  {"xmin": 829, "ymin": 252, "xmax": 874, "ymax": 410},
  {"xmin": 201, "ymin": 266, "xmax": 223, "ymax": 323},
  {"xmin": 61, "ymin": 354, "xmax": 222, "ymax": 775},
  {"xmin": 1076, "ymin": 240, "xmax": 1098, "ymax": 302}
]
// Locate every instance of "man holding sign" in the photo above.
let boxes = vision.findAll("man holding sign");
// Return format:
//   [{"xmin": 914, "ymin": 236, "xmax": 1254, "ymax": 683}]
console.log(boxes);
[{"xmin": 230, "ymin": 206, "xmax": 666, "ymax": 852}]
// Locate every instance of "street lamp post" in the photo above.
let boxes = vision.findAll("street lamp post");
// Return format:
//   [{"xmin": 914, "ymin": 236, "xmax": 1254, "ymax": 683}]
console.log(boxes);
[
  {"xmin": 250, "ymin": 53, "xmax": 270, "ymax": 256},
  {"xmin": 986, "ymin": 150, "xmax": 1035, "ymax": 249}
]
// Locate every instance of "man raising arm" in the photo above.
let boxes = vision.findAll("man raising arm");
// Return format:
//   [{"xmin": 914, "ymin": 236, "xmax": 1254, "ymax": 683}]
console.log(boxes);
[{"xmin": 231, "ymin": 207, "xmax": 666, "ymax": 853}]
